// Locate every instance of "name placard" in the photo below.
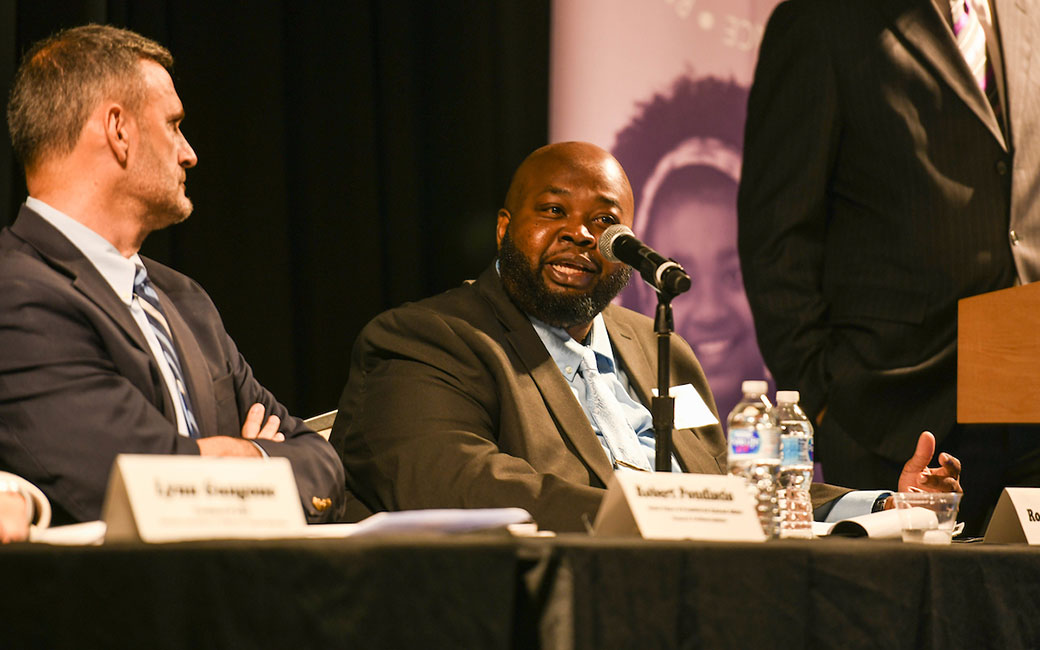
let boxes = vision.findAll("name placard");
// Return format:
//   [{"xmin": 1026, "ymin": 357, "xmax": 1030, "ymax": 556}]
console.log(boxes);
[
  {"xmin": 984, "ymin": 488, "xmax": 1040, "ymax": 544},
  {"xmin": 593, "ymin": 472, "xmax": 765, "ymax": 542},
  {"xmin": 102, "ymin": 454, "xmax": 306, "ymax": 543}
]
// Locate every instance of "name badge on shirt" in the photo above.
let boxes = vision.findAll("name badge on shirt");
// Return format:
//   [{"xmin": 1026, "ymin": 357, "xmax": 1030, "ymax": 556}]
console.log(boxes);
[{"xmin": 652, "ymin": 384, "xmax": 719, "ymax": 429}]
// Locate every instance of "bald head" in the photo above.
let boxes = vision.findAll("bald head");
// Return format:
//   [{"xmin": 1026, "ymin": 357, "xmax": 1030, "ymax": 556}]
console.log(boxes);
[
  {"xmin": 503, "ymin": 142, "xmax": 634, "ymax": 219},
  {"xmin": 495, "ymin": 142, "xmax": 635, "ymax": 341}
]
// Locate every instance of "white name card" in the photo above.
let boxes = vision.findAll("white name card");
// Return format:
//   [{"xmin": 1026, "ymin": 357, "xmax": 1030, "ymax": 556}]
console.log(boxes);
[
  {"xmin": 102, "ymin": 454, "xmax": 306, "ymax": 543},
  {"xmin": 984, "ymin": 488, "xmax": 1040, "ymax": 544},
  {"xmin": 651, "ymin": 384, "xmax": 719, "ymax": 429},
  {"xmin": 593, "ymin": 472, "xmax": 766, "ymax": 542}
]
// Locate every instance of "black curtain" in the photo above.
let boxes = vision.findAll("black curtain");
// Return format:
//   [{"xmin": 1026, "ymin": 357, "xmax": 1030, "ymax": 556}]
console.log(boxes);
[{"xmin": 1, "ymin": 1, "xmax": 550, "ymax": 417}]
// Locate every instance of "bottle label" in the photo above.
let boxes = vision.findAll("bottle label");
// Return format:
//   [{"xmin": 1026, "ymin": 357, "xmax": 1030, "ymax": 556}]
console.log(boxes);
[
  {"xmin": 781, "ymin": 437, "xmax": 802, "ymax": 465},
  {"xmin": 728, "ymin": 427, "xmax": 760, "ymax": 455}
]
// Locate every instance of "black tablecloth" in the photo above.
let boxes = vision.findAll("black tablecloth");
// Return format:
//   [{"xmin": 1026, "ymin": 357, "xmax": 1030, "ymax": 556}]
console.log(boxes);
[{"xmin": 3, "ymin": 534, "xmax": 1040, "ymax": 649}]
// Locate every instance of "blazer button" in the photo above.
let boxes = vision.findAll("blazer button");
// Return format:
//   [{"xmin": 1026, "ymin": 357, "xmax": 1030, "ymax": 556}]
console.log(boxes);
[
  {"xmin": 996, "ymin": 160, "xmax": 1009, "ymax": 175},
  {"xmin": 1010, "ymin": 230, "xmax": 1020, "ymax": 245}
]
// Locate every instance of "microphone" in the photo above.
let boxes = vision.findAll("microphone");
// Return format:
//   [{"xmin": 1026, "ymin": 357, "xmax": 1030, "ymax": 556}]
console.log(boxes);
[{"xmin": 598, "ymin": 224, "xmax": 691, "ymax": 295}]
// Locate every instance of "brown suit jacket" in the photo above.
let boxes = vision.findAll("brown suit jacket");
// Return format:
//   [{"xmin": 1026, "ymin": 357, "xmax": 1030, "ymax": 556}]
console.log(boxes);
[{"xmin": 332, "ymin": 266, "xmax": 847, "ymax": 531}]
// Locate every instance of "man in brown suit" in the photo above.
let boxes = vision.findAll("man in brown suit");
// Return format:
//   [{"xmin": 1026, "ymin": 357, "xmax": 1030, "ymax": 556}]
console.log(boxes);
[{"xmin": 333, "ymin": 142, "xmax": 960, "ymax": 532}]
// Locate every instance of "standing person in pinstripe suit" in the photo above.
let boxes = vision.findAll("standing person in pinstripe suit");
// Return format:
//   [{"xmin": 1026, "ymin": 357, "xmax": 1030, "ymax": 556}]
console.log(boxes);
[{"xmin": 738, "ymin": 0, "xmax": 1040, "ymax": 534}]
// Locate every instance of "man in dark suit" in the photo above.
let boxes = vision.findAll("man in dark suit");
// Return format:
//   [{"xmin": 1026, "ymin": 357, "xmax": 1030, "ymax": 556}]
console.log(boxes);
[
  {"xmin": 0, "ymin": 25, "xmax": 344, "ymax": 525},
  {"xmin": 738, "ymin": 0, "xmax": 1040, "ymax": 533},
  {"xmin": 332, "ymin": 141, "xmax": 960, "ymax": 532}
]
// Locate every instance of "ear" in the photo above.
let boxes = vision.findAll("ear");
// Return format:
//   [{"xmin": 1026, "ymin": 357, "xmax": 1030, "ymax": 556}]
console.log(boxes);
[
  {"xmin": 104, "ymin": 104, "xmax": 130, "ymax": 166},
  {"xmin": 495, "ymin": 209, "xmax": 510, "ymax": 250}
]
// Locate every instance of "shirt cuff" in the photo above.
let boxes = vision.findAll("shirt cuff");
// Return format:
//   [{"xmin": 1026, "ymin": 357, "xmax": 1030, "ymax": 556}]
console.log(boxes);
[{"xmin": 822, "ymin": 490, "xmax": 891, "ymax": 523}]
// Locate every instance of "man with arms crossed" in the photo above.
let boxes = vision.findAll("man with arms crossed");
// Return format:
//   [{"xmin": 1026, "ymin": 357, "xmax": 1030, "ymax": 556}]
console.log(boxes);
[
  {"xmin": 332, "ymin": 141, "xmax": 960, "ymax": 532},
  {"xmin": 0, "ymin": 25, "xmax": 344, "ymax": 525}
]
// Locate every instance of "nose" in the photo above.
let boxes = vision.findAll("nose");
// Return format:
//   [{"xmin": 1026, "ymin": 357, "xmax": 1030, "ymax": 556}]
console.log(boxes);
[
  {"xmin": 684, "ymin": 275, "xmax": 735, "ymax": 327},
  {"xmin": 559, "ymin": 216, "xmax": 595, "ymax": 248},
  {"xmin": 179, "ymin": 135, "xmax": 198, "ymax": 169}
]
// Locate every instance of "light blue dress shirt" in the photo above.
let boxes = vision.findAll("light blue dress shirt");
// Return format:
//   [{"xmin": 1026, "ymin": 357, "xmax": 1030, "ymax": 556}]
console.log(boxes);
[
  {"xmin": 529, "ymin": 314, "xmax": 681, "ymax": 472},
  {"xmin": 527, "ymin": 311, "xmax": 882, "ymax": 521}
]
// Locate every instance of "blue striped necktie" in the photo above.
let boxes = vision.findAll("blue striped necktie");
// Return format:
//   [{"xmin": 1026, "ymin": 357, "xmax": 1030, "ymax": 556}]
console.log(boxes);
[
  {"xmin": 133, "ymin": 267, "xmax": 201, "ymax": 438},
  {"xmin": 578, "ymin": 346, "xmax": 653, "ymax": 472}
]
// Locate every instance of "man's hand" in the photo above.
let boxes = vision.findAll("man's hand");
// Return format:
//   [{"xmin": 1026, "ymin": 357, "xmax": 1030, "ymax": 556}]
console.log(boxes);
[
  {"xmin": 196, "ymin": 404, "xmax": 286, "ymax": 457},
  {"xmin": 196, "ymin": 436, "xmax": 263, "ymax": 457},
  {"xmin": 240, "ymin": 403, "xmax": 284, "ymax": 442},
  {"xmin": 896, "ymin": 431, "xmax": 962, "ymax": 495},
  {"xmin": 0, "ymin": 492, "xmax": 29, "ymax": 544}
]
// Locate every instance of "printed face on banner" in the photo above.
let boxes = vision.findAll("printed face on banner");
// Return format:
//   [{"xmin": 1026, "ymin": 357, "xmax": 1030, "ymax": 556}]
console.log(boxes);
[
  {"xmin": 550, "ymin": 0, "xmax": 780, "ymax": 418},
  {"xmin": 613, "ymin": 84, "xmax": 766, "ymax": 420}
]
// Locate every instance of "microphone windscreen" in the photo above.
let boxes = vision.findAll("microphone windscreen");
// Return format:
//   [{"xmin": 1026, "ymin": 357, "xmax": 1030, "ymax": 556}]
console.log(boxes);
[{"xmin": 598, "ymin": 224, "xmax": 634, "ymax": 263}]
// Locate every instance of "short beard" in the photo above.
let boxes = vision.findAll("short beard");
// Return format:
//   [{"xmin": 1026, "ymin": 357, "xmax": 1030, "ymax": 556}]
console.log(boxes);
[
  {"xmin": 142, "ymin": 198, "xmax": 192, "ymax": 232},
  {"xmin": 498, "ymin": 227, "xmax": 632, "ymax": 330}
]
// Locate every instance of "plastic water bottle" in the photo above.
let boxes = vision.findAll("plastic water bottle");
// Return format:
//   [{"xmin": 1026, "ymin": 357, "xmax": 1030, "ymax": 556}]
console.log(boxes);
[
  {"xmin": 774, "ymin": 390, "xmax": 814, "ymax": 539},
  {"xmin": 726, "ymin": 380, "xmax": 780, "ymax": 539}
]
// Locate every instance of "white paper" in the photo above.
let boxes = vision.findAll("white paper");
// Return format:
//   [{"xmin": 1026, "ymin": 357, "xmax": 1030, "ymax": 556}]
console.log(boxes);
[
  {"xmin": 652, "ymin": 383, "xmax": 720, "ymax": 429},
  {"xmin": 814, "ymin": 507, "xmax": 930, "ymax": 539},
  {"xmin": 298, "ymin": 508, "xmax": 534, "ymax": 538}
]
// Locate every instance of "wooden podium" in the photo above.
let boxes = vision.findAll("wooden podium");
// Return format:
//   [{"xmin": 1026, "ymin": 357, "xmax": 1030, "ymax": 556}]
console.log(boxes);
[{"xmin": 958, "ymin": 282, "xmax": 1040, "ymax": 423}]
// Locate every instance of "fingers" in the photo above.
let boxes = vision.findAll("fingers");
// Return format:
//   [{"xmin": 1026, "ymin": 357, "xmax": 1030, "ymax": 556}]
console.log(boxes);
[
  {"xmin": 906, "ymin": 431, "xmax": 936, "ymax": 473},
  {"xmin": 938, "ymin": 451, "xmax": 961, "ymax": 478},
  {"xmin": 917, "ymin": 468, "xmax": 963, "ymax": 493},
  {"xmin": 240, "ymin": 403, "xmax": 285, "ymax": 442},
  {"xmin": 898, "ymin": 431, "xmax": 958, "ymax": 493},
  {"xmin": 908, "ymin": 446, "xmax": 964, "ymax": 494},
  {"xmin": 240, "ymin": 403, "xmax": 265, "ymax": 439},
  {"xmin": 256, "ymin": 414, "xmax": 285, "ymax": 441}
]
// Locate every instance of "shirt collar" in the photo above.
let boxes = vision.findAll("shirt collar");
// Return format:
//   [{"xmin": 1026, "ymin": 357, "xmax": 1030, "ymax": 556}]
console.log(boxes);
[
  {"xmin": 529, "ymin": 312, "xmax": 616, "ymax": 381},
  {"xmin": 26, "ymin": 197, "xmax": 142, "ymax": 306}
]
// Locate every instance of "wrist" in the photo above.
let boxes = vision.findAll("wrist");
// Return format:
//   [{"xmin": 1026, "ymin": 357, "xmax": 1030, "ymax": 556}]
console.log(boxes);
[{"xmin": 872, "ymin": 493, "xmax": 892, "ymax": 513}]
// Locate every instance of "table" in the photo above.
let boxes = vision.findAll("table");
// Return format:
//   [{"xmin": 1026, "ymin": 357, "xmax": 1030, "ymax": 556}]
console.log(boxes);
[{"xmin": 3, "ymin": 535, "xmax": 1039, "ymax": 649}]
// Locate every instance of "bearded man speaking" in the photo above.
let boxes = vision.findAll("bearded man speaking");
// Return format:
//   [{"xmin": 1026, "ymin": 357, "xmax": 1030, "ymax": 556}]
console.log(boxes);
[{"xmin": 330, "ymin": 142, "xmax": 959, "ymax": 532}]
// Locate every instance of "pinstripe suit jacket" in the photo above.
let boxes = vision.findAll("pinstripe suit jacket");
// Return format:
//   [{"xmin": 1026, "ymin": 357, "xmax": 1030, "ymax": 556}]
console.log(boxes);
[{"xmin": 737, "ymin": 0, "xmax": 1040, "ymax": 469}]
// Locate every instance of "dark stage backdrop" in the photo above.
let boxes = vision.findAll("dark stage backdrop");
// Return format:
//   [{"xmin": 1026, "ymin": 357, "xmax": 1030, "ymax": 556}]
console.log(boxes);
[{"xmin": 0, "ymin": 1, "xmax": 550, "ymax": 417}]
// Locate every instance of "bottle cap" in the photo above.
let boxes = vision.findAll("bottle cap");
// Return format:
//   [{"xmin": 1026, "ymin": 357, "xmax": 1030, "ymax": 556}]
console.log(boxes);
[
  {"xmin": 776, "ymin": 390, "xmax": 800, "ymax": 404},
  {"xmin": 741, "ymin": 380, "xmax": 768, "ymax": 395}
]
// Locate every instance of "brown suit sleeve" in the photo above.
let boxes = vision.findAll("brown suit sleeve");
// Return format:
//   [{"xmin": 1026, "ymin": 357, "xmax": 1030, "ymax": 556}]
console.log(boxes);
[{"xmin": 331, "ymin": 305, "xmax": 604, "ymax": 532}]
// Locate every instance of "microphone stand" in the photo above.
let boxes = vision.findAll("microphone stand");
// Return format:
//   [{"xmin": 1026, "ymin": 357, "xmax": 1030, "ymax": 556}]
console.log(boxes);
[{"xmin": 653, "ymin": 289, "xmax": 677, "ymax": 472}]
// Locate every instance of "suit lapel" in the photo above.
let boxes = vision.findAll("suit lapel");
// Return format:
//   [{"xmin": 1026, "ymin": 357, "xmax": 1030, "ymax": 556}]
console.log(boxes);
[
  {"xmin": 604, "ymin": 308, "xmax": 721, "ymax": 474},
  {"xmin": 475, "ymin": 267, "xmax": 616, "ymax": 486},
  {"xmin": 146, "ymin": 266, "xmax": 219, "ymax": 438},
  {"xmin": 995, "ymin": 0, "xmax": 1032, "ymax": 141},
  {"xmin": 878, "ymin": 0, "xmax": 1006, "ymax": 149},
  {"xmin": 11, "ymin": 208, "xmax": 152, "ymax": 355},
  {"xmin": 9, "ymin": 207, "xmax": 178, "ymax": 421}
]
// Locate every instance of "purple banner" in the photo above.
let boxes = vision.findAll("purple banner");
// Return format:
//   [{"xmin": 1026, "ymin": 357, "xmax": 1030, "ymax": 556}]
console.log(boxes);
[{"xmin": 550, "ymin": 0, "xmax": 780, "ymax": 419}]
